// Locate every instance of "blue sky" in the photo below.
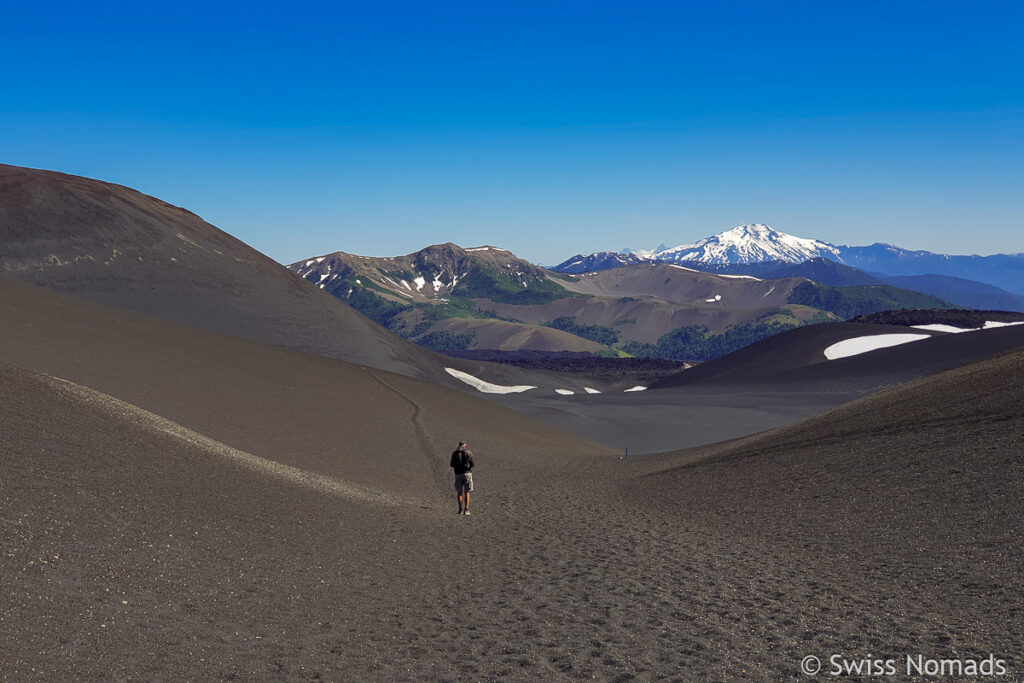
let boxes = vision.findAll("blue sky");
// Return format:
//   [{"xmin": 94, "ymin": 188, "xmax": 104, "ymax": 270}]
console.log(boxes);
[{"xmin": 2, "ymin": 1, "xmax": 1021, "ymax": 266}]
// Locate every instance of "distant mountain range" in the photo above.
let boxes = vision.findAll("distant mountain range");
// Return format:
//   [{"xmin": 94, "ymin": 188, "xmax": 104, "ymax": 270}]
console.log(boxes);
[
  {"xmin": 553, "ymin": 224, "xmax": 1024, "ymax": 301},
  {"xmin": 290, "ymin": 243, "xmax": 957, "ymax": 361}
]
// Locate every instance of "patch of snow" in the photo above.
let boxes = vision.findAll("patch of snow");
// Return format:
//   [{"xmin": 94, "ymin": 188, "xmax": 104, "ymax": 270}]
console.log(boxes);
[
  {"xmin": 763, "ymin": 285, "xmax": 776, "ymax": 297},
  {"xmin": 555, "ymin": 389, "xmax": 575, "ymax": 395},
  {"xmin": 414, "ymin": 276, "xmax": 426, "ymax": 291},
  {"xmin": 624, "ymin": 386, "xmax": 647, "ymax": 392},
  {"xmin": 668, "ymin": 264, "xmax": 700, "ymax": 273},
  {"xmin": 444, "ymin": 368, "xmax": 536, "ymax": 394},
  {"xmin": 433, "ymin": 273, "xmax": 444, "ymax": 290},
  {"xmin": 823, "ymin": 334, "xmax": 931, "ymax": 360},
  {"xmin": 304, "ymin": 259, "xmax": 315, "ymax": 267},
  {"xmin": 715, "ymin": 273, "xmax": 762, "ymax": 280},
  {"xmin": 382, "ymin": 276, "xmax": 405, "ymax": 292},
  {"xmin": 355, "ymin": 279, "xmax": 362, "ymax": 284},
  {"xmin": 911, "ymin": 324, "xmax": 973, "ymax": 334},
  {"xmin": 465, "ymin": 247, "xmax": 490, "ymax": 252},
  {"xmin": 318, "ymin": 272, "xmax": 330, "ymax": 284},
  {"xmin": 908, "ymin": 321, "xmax": 1024, "ymax": 334},
  {"xmin": 316, "ymin": 257, "xmax": 325, "ymax": 263},
  {"xmin": 704, "ymin": 294, "xmax": 723, "ymax": 303},
  {"xmin": 584, "ymin": 387, "xmax": 601, "ymax": 394}
]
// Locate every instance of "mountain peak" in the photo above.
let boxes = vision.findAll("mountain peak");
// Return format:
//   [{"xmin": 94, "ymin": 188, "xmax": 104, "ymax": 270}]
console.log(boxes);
[{"xmin": 653, "ymin": 224, "xmax": 841, "ymax": 265}]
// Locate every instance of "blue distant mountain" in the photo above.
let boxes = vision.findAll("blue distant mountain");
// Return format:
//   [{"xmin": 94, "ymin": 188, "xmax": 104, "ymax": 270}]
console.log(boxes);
[
  {"xmin": 551, "ymin": 225, "xmax": 1024, "ymax": 299},
  {"xmin": 837, "ymin": 243, "xmax": 1024, "ymax": 296}
]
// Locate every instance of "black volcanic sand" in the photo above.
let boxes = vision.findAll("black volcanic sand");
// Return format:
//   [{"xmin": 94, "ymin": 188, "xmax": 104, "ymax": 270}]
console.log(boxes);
[
  {"xmin": 4, "ymin": 346, "xmax": 1024, "ymax": 679},
  {"xmin": 4, "ymin": 277, "xmax": 1024, "ymax": 679}
]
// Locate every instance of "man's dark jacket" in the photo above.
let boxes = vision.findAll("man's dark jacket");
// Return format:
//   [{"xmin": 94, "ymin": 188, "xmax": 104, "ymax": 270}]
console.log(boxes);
[{"xmin": 450, "ymin": 449, "xmax": 474, "ymax": 474}]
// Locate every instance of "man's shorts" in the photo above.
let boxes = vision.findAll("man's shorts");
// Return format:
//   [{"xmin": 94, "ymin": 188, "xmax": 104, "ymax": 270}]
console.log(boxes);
[{"xmin": 454, "ymin": 472, "xmax": 474, "ymax": 494}]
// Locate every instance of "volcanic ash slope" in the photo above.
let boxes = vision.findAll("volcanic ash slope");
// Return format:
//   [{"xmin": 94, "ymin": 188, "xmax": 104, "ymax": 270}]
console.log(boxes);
[
  {"xmin": 3, "ymin": 336, "xmax": 1022, "ymax": 678},
  {"xmin": 0, "ymin": 163, "xmax": 446, "ymax": 381}
]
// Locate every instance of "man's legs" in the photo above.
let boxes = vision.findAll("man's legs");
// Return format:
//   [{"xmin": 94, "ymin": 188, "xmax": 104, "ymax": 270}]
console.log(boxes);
[
  {"xmin": 463, "ymin": 490, "xmax": 470, "ymax": 513},
  {"xmin": 456, "ymin": 491, "xmax": 464, "ymax": 513}
]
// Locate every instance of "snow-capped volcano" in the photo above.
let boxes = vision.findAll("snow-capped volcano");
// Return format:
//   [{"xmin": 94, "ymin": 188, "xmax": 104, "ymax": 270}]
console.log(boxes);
[{"xmin": 648, "ymin": 224, "xmax": 841, "ymax": 265}]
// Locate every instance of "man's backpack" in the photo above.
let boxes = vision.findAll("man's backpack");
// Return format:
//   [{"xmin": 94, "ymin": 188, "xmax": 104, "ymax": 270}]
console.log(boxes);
[{"xmin": 451, "ymin": 449, "xmax": 470, "ymax": 471}]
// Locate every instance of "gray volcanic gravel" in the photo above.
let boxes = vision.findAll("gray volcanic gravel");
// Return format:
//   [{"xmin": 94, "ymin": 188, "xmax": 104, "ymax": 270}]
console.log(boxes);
[{"xmin": 3, "ymin": 340, "xmax": 1023, "ymax": 679}]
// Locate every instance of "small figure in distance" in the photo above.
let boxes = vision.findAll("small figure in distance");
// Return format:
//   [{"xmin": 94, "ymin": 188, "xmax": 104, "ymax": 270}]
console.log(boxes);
[{"xmin": 450, "ymin": 441, "xmax": 474, "ymax": 515}]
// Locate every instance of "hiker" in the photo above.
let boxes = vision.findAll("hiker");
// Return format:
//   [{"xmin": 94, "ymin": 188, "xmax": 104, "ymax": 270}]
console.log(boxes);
[{"xmin": 450, "ymin": 441, "xmax": 474, "ymax": 515}]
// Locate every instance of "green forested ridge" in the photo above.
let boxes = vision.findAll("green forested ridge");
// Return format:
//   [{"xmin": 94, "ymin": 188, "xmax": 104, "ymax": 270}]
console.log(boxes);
[
  {"xmin": 415, "ymin": 330, "xmax": 476, "ymax": 353},
  {"xmin": 788, "ymin": 282, "xmax": 953, "ymax": 319},
  {"xmin": 621, "ymin": 320, "xmax": 796, "ymax": 362},
  {"xmin": 457, "ymin": 265, "xmax": 573, "ymax": 305},
  {"xmin": 543, "ymin": 316, "xmax": 621, "ymax": 346}
]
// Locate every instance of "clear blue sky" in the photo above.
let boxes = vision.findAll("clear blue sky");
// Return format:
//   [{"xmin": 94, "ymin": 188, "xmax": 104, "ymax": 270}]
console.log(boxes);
[{"xmin": 2, "ymin": 1, "xmax": 1021, "ymax": 266}]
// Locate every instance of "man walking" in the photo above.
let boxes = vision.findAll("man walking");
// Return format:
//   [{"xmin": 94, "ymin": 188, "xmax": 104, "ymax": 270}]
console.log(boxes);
[{"xmin": 450, "ymin": 441, "xmax": 474, "ymax": 515}]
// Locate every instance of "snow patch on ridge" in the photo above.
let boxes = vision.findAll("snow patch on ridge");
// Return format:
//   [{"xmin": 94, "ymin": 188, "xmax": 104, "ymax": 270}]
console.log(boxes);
[
  {"xmin": 444, "ymin": 368, "xmax": 536, "ymax": 394},
  {"xmin": 823, "ymin": 334, "xmax": 930, "ymax": 360},
  {"xmin": 624, "ymin": 386, "xmax": 647, "ymax": 392},
  {"xmin": 912, "ymin": 321, "xmax": 1024, "ymax": 334},
  {"xmin": 555, "ymin": 389, "xmax": 575, "ymax": 395},
  {"xmin": 912, "ymin": 324, "xmax": 973, "ymax": 334}
]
